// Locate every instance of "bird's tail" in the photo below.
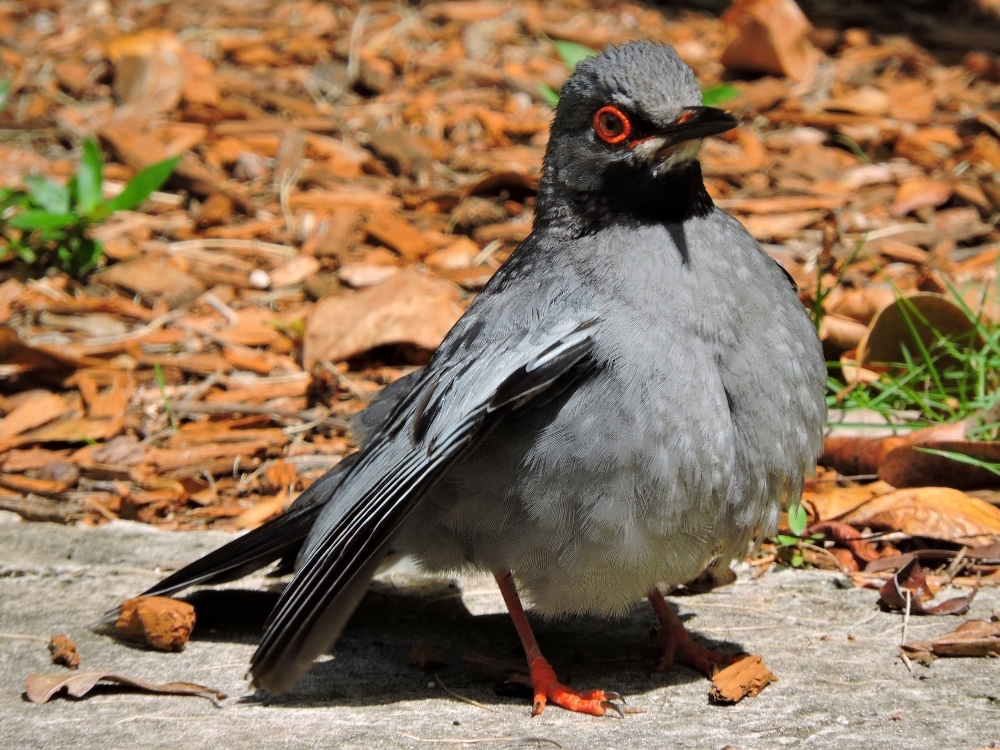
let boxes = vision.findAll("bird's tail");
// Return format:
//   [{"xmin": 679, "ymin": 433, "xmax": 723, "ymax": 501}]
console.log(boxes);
[{"xmin": 99, "ymin": 455, "xmax": 357, "ymax": 624}]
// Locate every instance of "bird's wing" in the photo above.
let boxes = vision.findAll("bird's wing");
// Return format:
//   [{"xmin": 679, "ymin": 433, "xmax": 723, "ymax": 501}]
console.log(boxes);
[
  {"xmin": 104, "ymin": 371, "xmax": 427, "ymax": 624},
  {"xmin": 250, "ymin": 317, "xmax": 598, "ymax": 692}
]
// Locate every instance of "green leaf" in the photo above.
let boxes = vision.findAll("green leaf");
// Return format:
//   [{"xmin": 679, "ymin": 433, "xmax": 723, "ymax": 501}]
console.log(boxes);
[
  {"xmin": 537, "ymin": 82, "xmax": 560, "ymax": 108},
  {"xmin": 7, "ymin": 210, "xmax": 80, "ymax": 230},
  {"xmin": 552, "ymin": 39, "xmax": 598, "ymax": 70},
  {"xmin": 791, "ymin": 552, "xmax": 804, "ymax": 568},
  {"xmin": 775, "ymin": 534, "xmax": 800, "ymax": 547},
  {"xmin": 77, "ymin": 138, "xmax": 104, "ymax": 216},
  {"xmin": 23, "ymin": 175, "xmax": 70, "ymax": 214},
  {"xmin": 106, "ymin": 154, "xmax": 180, "ymax": 213},
  {"xmin": 701, "ymin": 82, "xmax": 740, "ymax": 107},
  {"xmin": 0, "ymin": 79, "xmax": 9, "ymax": 116},
  {"xmin": 787, "ymin": 504, "xmax": 808, "ymax": 536},
  {"xmin": 66, "ymin": 236, "xmax": 103, "ymax": 276}
]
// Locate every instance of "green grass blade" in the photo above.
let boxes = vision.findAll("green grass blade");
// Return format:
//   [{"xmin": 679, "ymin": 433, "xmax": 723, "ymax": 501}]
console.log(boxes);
[
  {"xmin": 106, "ymin": 155, "xmax": 181, "ymax": 213},
  {"xmin": 23, "ymin": 175, "xmax": 69, "ymax": 215},
  {"xmin": 701, "ymin": 82, "xmax": 739, "ymax": 107},
  {"xmin": 537, "ymin": 82, "xmax": 560, "ymax": 107},
  {"xmin": 77, "ymin": 138, "xmax": 104, "ymax": 216},
  {"xmin": 7, "ymin": 210, "xmax": 80, "ymax": 230},
  {"xmin": 552, "ymin": 39, "xmax": 598, "ymax": 70},
  {"xmin": 913, "ymin": 446, "xmax": 1000, "ymax": 478}
]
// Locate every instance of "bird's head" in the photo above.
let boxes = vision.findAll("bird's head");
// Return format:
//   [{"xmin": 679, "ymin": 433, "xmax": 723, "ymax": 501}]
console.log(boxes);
[{"xmin": 537, "ymin": 42, "xmax": 738, "ymax": 230}]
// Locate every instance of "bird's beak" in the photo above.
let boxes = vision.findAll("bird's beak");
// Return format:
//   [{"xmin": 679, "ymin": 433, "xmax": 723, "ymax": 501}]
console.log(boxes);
[
  {"xmin": 631, "ymin": 107, "xmax": 739, "ymax": 168},
  {"xmin": 661, "ymin": 106, "xmax": 739, "ymax": 145}
]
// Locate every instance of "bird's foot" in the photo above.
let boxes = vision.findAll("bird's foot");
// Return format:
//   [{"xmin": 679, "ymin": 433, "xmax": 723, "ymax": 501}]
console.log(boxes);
[
  {"xmin": 651, "ymin": 622, "xmax": 739, "ymax": 677},
  {"xmin": 648, "ymin": 588, "xmax": 740, "ymax": 677},
  {"xmin": 521, "ymin": 657, "xmax": 623, "ymax": 717}
]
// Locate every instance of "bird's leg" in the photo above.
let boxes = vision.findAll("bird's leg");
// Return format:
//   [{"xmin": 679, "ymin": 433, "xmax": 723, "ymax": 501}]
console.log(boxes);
[
  {"xmin": 494, "ymin": 571, "xmax": 622, "ymax": 717},
  {"xmin": 648, "ymin": 588, "xmax": 739, "ymax": 676}
]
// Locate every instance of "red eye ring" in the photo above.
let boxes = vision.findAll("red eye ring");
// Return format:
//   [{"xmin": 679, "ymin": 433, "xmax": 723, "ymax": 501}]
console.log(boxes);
[{"xmin": 593, "ymin": 105, "xmax": 631, "ymax": 145}]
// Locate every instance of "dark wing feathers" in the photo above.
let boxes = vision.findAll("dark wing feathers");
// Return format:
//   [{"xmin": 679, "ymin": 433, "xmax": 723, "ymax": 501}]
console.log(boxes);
[{"xmin": 249, "ymin": 318, "xmax": 598, "ymax": 693}]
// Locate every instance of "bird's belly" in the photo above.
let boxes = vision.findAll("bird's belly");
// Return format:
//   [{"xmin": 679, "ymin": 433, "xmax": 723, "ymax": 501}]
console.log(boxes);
[{"xmin": 396, "ymin": 359, "xmax": 773, "ymax": 618}]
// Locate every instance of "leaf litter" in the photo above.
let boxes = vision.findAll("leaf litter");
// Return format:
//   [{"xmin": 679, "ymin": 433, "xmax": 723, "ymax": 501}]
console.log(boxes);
[{"xmin": 2, "ymin": 0, "xmax": 1000, "ymax": 705}]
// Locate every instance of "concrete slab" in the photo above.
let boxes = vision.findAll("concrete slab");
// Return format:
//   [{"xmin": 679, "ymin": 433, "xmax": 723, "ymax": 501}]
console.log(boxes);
[{"xmin": 1, "ymin": 518, "xmax": 998, "ymax": 750}]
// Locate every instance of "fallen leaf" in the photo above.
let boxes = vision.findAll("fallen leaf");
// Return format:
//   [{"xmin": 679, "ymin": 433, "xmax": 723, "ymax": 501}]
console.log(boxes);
[
  {"xmin": 269, "ymin": 256, "xmax": 320, "ymax": 289},
  {"xmin": 303, "ymin": 270, "xmax": 464, "ymax": 367},
  {"xmin": 857, "ymin": 293, "xmax": 981, "ymax": 372},
  {"xmin": 98, "ymin": 256, "xmax": 206, "ymax": 307},
  {"xmin": 25, "ymin": 672, "xmax": 224, "ymax": 704},
  {"xmin": 900, "ymin": 616, "xmax": 1000, "ymax": 663},
  {"xmin": 115, "ymin": 596, "xmax": 196, "ymax": 651},
  {"xmin": 878, "ymin": 558, "xmax": 973, "ymax": 615},
  {"xmin": 0, "ymin": 392, "xmax": 67, "ymax": 439},
  {"xmin": 803, "ymin": 481, "xmax": 895, "ymax": 522},
  {"xmin": 880, "ymin": 441, "xmax": 1000, "ymax": 490},
  {"xmin": 806, "ymin": 521, "xmax": 880, "ymax": 562},
  {"xmin": 234, "ymin": 489, "xmax": 293, "ymax": 530},
  {"xmin": 720, "ymin": 0, "xmax": 819, "ymax": 81},
  {"xmin": 709, "ymin": 654, "xmax": 777, "ymax": 704},
  {"xmin": 364, "ymin": 211, "xmax": 435, "ymax": 261},
  {"xmin": 891, "ymin": 178, "xmax": 953, "ymax": 217},
  {"xmin": 48, "ymin": 635, "xmax": 80, "ymax": 670},
  {"xmin": 840, "ymin": 486, "xmax": 1000, "ymax": 546}
]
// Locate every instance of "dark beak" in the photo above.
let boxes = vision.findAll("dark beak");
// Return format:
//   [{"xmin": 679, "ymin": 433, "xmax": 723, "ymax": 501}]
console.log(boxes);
[{"xmin": 663, "ymin": 107, "xmax": 739, "ymax": 145}]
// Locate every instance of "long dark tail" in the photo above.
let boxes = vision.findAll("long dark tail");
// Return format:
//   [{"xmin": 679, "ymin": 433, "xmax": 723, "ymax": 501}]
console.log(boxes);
[{"xmin": 100, "ymin": 456, "xmax": 358, "ymax": 625}]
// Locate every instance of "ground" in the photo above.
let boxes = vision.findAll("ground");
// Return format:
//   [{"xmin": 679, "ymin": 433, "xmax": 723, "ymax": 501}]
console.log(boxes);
[{"xmin": 2, "ymin": 516, "xmax": 997, "ymax": 750}]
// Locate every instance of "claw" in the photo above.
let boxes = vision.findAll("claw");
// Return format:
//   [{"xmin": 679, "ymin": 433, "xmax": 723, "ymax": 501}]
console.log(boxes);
[{"xmin": 601, "ymin": 699, "xmax": 625, "ymax": 718}]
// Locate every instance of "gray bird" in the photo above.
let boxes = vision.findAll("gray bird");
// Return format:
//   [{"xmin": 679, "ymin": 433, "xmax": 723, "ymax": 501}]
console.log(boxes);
[{"xmin": 128, "ymin": 42, "xmax": 825, "ymax": 716}]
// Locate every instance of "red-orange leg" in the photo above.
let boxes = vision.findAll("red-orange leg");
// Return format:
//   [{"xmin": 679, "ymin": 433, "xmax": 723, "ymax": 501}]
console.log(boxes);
[
  {"xmin": 494, "ymin": 571, "xmax": 623, "ymax": 717},
  {"xmin": 648, "ymin": 588, "xmax": 740, "ymax": 676}
]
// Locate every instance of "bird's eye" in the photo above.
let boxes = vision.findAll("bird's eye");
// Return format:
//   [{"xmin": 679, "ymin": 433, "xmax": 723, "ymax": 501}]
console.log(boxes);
[{"xmin": 593, "ymin": 106, "xmax": 631, "ymax": 145}]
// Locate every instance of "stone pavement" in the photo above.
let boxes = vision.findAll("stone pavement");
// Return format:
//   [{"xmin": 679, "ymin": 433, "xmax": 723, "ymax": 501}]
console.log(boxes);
[{"xmin": 1, "ymin": 516, "xmax": 998, "ymax": 750}]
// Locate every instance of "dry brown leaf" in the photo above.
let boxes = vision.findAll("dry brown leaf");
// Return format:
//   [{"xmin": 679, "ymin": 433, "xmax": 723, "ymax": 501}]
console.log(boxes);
[
  {"xmin": 739, "ymin": 210, "xmax": 825, "ymax": 240},
  {"xmin": 268, "ymin": 256, "xmax": 320, "ymax": 289},
  {"xmin": 105, "ymin": 29, "xmax": 186, "ymax": 115},
  {"xmin": 98, "ymin": 256, "xmax": 206, "ymax": 306},
  {"xmin": 720, "ymin": 0, "xmax": 818, "ymax": 81},
  {"xmin": 115, "ymin": 596, "xmax": 196, "ymax": 651},
  {"xmin": 0, "ymin": 392, "xmax": 67, "ymax": 439},
  {"xmin": 803, "ymin": 481, "xmax": 896, "ymax": 521},
  {"xmin": 25, "ymin": 671, "xmax": 224, "ymax": 704},
  {"xmin": 878, "ymin": 558, "xmax": 973, "ymax": 615},
  {"xmin": 48, "ymin": 635, "xmax": 80, "ymax": 670},
  {"xmin": 880, "ymin": 441, "xmax": 1000, "ymax": 490},
  {"xmin": 891, "ymin": 178, "xmax": 953, "ymax": 217},
  {"xmin": 234, "ymin": 489, "xmax": 293, "ymax": 529},
  {"xmin": 857, "ymin": 293, "xmax": 981, "ymax": 372},
  {"xmin": 840, "ymin": 487, "xmax": 1000, "ymax": 546},
  {"xmin": 303, "ymin": 270, "xmax": 464, "ymax": 367},
  {"xmin": 708, "ymin": 654, "xmax": 776, "ymax": 703},
  {"xmin": 900, "ymin": 617, "xmax": 1000, "ymax": 663}
]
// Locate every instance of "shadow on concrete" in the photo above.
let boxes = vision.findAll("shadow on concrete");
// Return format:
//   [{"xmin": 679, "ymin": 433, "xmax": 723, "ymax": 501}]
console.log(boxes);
[{"xmin": 181, "ymin": 581, "xmax": 744, "ymax": 710}]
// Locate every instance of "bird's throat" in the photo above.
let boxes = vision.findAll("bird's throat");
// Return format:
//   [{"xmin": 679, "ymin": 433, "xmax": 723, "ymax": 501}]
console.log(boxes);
[{"xmin": 535, "ymin": 161, "xmax": 715, "ymax": 238}]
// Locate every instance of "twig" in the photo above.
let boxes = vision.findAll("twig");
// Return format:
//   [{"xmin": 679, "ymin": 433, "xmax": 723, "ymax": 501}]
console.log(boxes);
[
  {"xmin": 901, "ymin": 589, "xmax": 912, "ymax": 646},
  {"xmin": 201, "ymin": 292, "xmax": 239, "ymax": 326},
  {"xmin": 167, "ymin": 238, "xmax": 296, "ymax": 260},
  {"xmin": 432, "ymin": 673, "xmax": 497, "ymax": 713},
  {"xmin": 399, "ymin": 733, "xmax": 562, "ymax": 748},
  {"xmin": 346, "ymin": 7, "xmax": 369, "ymax": 85},
  {"xmin": 941, "ymin": 546, "xmax": 968, "ymax": 587},
  {"xmin": 0, "ymin": 632, "xmax": 49, "ymax": 642},
  {"xmin": 171, "ymin": 401, "xmax": 349, "ymax": 431},
  {"xmin": 324, "ymin": 362, "xmax": 370, "ymax": 401}
]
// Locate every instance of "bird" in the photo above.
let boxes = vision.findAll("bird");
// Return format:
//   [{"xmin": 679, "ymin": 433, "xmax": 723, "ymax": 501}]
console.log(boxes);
[{"xmin": 127, "ymin": 41, "xmax": 826, "ymax": 717}]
